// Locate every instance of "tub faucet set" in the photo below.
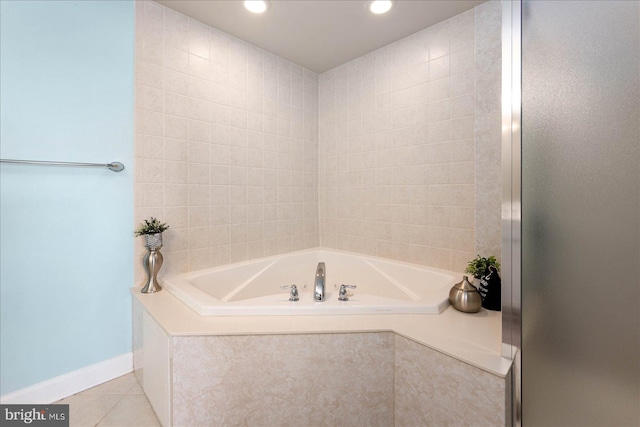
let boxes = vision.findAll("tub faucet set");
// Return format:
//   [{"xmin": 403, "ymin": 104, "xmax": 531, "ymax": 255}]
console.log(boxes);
[
  {"xmin": 314, "ymin": 262, "xmax": 326, "ymax": 301},
  {"xmin": 281, "ymin": 285, "xmax": 299, "ymax": 301},
  {"xmin": 282, "ymin": 263, "xmax": 357, "ymax": 302},
  {"xmin": 338, "ymin": 284, "xmax": 357, "ymax": 301}
]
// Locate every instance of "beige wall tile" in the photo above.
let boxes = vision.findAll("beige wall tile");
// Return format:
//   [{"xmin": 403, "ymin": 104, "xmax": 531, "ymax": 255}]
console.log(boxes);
[
  {"xmin": 318, "ymin": 2, "xmax": 500, "ymax": 271},
  {"xmin": 135, "ymin": 2, "xmax": 319, "ymax": 274},
  {"xmin": 474, "ymin": 0, "xmax": 502, "ymax": 262},
  {"xmin": 135, "ymin": 0, "xmax": 500, "ymax": 276}
]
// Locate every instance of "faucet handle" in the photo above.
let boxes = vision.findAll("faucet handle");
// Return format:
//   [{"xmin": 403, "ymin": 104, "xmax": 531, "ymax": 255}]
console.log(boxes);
[
  {"xmin": 281, "ymin": 284, "xmax": 299, "ymax": 302},
  {"xmin": 338, "ymin": 284, "xmax": 357, "ymax": 301}
]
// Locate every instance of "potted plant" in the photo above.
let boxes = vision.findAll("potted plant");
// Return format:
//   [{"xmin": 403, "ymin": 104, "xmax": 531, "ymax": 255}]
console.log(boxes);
[
  {"xmin": 465, "ymin": 255, "xmax": 500, "ymax": 280},
  {"xmin": 135, "ymin": 217, "xmax": 169, "ymax": 250},
  {"xmin": 135, "ymin": 217, "xmax": 169, "ymax": 294},
  {"xmin": 465, "ymin": 255, "xmax": 501, "ymax": 311}
]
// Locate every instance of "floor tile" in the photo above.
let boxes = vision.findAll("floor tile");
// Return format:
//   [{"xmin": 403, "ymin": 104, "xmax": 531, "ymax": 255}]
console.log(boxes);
[
  {"xmin": 80, "ymin": 373, "xmax": 140, "ymax": 395},
  {"xmin": 96, "ymin": 394, "xmax": 160, "ymax": 427},
  {"xmin": 55, "ymin": 394, "xmax": 123, "ymax": 427},
  {"xmin": 52, "ymin": 372, "xmax": 159, "ymax": 426},
  {"xmin": 126, "ymin": 379, "xmax": 144, "ymax": 395}
]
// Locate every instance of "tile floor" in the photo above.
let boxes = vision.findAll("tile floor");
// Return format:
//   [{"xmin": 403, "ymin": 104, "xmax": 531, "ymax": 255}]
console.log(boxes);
[{"xmin": 54, "ymin": 373, "xmax": 159, "ymax": 427}]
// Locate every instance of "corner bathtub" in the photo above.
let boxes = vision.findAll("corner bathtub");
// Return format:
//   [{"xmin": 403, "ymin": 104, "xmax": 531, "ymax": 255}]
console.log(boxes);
[{"xmin": 162, "ymin": 249, "xmax": 461, "ymax": 316}]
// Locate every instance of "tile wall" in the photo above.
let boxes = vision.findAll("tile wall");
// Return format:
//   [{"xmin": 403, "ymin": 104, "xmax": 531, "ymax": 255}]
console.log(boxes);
[
  {"xmin": 319, "ymin": 3, "xmax": 501, "ymax": 271},
  {"xmin": 134, "ymin": 0, "xmax": 501, "ymax": 278},
  {"xmin": 474, "ymin": 1, "xmax": 502, "ymax": 259},
  {"xmin": 134, "ymin": 1, "xmax": 320, "ymax": 281},
  {"xmin": 395, "ymin": 334, "xmax": 506, "ymax": 426},
  {"xmin": 171, "ymin": 333, "xmax": 395, "ymax": 426}
]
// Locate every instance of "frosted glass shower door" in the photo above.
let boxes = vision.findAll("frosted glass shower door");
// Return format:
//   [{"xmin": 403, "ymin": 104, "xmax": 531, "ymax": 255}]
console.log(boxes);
[{"xmin": 521, "ymin": 1, "xmax": 640, "ymax": 425}]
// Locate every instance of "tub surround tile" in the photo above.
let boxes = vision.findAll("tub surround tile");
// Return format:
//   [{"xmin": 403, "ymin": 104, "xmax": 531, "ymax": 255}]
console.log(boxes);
[
  {"xmin": 134, "ymin": 291, "xmax": 510, "ymax": 425},
  {"xmin": 474, "ymin": 0, "xmax": 502, "ymax": 263},
  {"xmin": 395, "ymin": 335, "xmax": 506, "ymax": 426},
  {"xmin": 134, "ymin": 0, "xmax": 319, "ymax": 282},
  {"xmin": 172, "ymin": 333, "xmax": 394, "ymax": 426},
  {"xmin": 135, "ymin": 0, "xmax": 501, "ymax": 281},
  {"xmin": 318, "ymin": 4, "xmax": 502, "ymax": 272}
]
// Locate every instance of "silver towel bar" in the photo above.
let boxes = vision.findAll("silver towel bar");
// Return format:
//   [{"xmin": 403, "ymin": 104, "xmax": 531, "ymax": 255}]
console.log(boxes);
[{"xmin": 0, "ymin": 158, "xmax": 125, "ymax": 172}]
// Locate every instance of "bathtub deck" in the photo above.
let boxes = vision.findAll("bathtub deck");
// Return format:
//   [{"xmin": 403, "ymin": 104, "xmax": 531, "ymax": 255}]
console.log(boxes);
[{"xmin": 132, "ymin": 287, "xmax": 511, "ymax": 378}]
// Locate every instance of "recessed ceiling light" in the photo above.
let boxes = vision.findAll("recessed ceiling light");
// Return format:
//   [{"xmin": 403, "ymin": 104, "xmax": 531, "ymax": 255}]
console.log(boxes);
[
  {"xmin": 367, "ymin": 0, "xmax": 393, "ymax": 15},
  {"xmin": 244, "ymin": 0, "xmax": 270, "ymax": 14}
]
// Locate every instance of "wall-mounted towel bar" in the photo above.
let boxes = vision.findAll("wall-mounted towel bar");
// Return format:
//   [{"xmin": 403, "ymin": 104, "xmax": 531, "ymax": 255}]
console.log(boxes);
[{"xmin": 0, "ymin": 159, "xmax": 125, "ymax": 172}]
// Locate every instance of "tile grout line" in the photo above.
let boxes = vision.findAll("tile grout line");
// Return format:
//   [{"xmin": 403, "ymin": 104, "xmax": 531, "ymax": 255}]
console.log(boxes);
[{"xmin": 92, "ymin": 393, "xmax": 128, "ymax": 427}]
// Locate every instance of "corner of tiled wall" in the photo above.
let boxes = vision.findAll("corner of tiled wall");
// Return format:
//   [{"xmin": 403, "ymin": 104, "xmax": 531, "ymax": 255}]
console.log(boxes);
[
  {"xmin": 133, "ymin": 0, "xmax": 319, "ymax": 282},
  {"xmin": 319, "ymin": 8, "xmax": 482, "ymax": 272},
  {"xmin": 133, "ymin": 0, "xmax": 501, "ymax": 279}
]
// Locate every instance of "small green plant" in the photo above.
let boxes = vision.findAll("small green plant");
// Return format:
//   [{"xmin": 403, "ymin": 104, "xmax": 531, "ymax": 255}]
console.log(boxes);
[
  {"xmin": 465, "ymin": 255, "xmax": 500, "ymax": 278},
  {"xmin": 135, "ymin": 217, "xmax": 169, "ymax": 237}
]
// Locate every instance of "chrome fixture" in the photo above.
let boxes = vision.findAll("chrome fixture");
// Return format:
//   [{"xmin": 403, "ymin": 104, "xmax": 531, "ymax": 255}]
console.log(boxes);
[
  {"xmin": 0, "ymin": 158, "xmax": 125, "ymax": 172},
  {"xmin": 338, "ymin": 284, "xmax": 357, "ymax": 301},
  {"xmin": 281, "ymin": 284, "xmax": 299, "ymax": 302},
  {"xmin": 314, "ymin": 262, "xmax": 326, "ymax": 301}
]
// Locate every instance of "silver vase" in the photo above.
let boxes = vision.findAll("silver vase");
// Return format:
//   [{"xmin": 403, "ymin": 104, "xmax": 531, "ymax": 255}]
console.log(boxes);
[
  {"xmin": 141, "ymin": 233, "xmax": 163, "ymax": 294},
  {"xmin": 448, "ymin": 276, "xmax": 482, "ymax": 313}
]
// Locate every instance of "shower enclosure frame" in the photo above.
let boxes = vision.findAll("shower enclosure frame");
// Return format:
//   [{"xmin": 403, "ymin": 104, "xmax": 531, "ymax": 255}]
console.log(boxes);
[
  {"xmin": 501, "ymin": 1, "xmax": 521, "ymax": 426},
  {"xmin": 502, "ymin": 1, "xmax": 640, "ymax": 426}
]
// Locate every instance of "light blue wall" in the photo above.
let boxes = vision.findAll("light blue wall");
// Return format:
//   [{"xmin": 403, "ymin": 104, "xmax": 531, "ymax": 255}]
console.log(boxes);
[{"xmin": 0, "ymin": 0, "xmax": 134, "ymax": 395}]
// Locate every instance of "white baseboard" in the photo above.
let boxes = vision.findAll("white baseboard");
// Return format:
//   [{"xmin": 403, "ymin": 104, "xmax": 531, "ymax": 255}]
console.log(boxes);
[{"xmin": 0, "ymin": 352, "xmax": 133, "ymax": 404}]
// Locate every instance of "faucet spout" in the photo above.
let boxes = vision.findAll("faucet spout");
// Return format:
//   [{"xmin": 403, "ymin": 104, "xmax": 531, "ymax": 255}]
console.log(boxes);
[{"xmin": 314, "ymin": 262, "xmax": 326, "ymax": 302}]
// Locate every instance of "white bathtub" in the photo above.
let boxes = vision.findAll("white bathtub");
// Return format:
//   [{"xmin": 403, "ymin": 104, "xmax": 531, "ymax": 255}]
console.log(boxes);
[{"xmin": 162, "ymin": 249, "xmax": 461, "ymax": 316}]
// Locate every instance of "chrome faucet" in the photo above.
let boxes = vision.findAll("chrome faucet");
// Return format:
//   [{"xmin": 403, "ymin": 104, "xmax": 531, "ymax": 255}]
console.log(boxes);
[{"xmin": 314, "ymin": 262, "xmax": 326, "ymax": 302}]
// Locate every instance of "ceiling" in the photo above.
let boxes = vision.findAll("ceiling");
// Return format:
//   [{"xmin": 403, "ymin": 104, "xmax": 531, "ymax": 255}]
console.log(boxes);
[{"xmin": 156, "ymin": 0, "xmax": 486, "ymax": 73}]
